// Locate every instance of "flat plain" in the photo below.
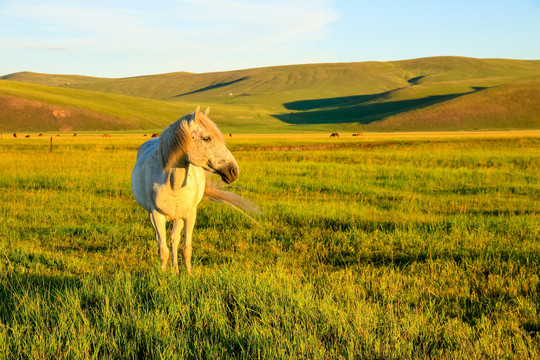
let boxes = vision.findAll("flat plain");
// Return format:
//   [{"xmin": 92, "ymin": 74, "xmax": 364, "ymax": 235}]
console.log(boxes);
[{"xmin": 0, "ymin": 132, "xmax": 539, "ymax": 359}]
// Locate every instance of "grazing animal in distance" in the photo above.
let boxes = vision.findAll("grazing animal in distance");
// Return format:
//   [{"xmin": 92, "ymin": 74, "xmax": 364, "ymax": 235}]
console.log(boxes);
[
  {"xmin": 13, "ymin": 133, "xmax": 17, "ymax": 138},
  {"xmin": 131, "ymin": 106, "xmax": 258, "ymax": 275},
  {"xmin": 103, "ymin": 133, "xmax": 111, "ymax": 137},
  {"xmin": 151, "ymin": 133, "xmax": 160, "ymax": 138},
  {"xmin": 330, "ymin": 132, "xmax": 339, "ymax": 138},
  {"xmin": 25, "ymin": 135, "xmax": 30, "ymax": 138}
]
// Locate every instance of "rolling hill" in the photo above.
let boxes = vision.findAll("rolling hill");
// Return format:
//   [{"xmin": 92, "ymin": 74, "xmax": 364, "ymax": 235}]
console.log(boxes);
[{"xmin": 1, "ymin": 56, "xmax": 540, "ymax": 132}]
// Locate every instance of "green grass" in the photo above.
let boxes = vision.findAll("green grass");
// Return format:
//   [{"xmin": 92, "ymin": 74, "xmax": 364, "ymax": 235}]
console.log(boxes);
[
  {"xmin": 2, "ymin": 56, "xmax": 540, "ymax": 132},
  {"xmin": 0, "ymin": 133, "xmax": 539, "ymax": 358}
]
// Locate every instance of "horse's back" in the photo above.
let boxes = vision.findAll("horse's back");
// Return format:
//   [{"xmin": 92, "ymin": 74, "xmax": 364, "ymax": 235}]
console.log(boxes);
[
  {"xmin": 132, "ymin": 138, "xmax": 160, "ymax": 212},
  {"xmin": 136, "ymin": 137, "xmax": 159, "ymax": 161}
]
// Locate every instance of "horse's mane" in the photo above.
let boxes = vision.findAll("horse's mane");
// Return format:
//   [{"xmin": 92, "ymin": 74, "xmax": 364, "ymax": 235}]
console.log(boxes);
[
  {"xmin": 157, "ymin": 110, "xmax": 225, "ymax": 172},
  {"xmin": 157, "ymin": 114, "xmax": 194, "ymax": 171}
]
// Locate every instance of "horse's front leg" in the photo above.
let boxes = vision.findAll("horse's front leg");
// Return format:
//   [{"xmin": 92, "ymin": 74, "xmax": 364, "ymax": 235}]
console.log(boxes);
[
  {"xmin": 182, "ymin": 210, "xmax": 197, "ymax": 276},
  {"xmin": 149, "ymin": 209, "xmax": 169, "ymax": 270},
  {"xmin": 170, "ymin": 219, "xmax": 184, "ymax": 274}
]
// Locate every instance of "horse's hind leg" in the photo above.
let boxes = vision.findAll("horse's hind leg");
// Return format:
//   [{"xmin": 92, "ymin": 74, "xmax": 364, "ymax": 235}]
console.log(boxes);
[
  {"xmin": 170, "ymin": 219, "xmax": 184, "ymax": 274},
  {"xmin": 149, "ymin": 209, "xmax": 169, "ymax": 270}
]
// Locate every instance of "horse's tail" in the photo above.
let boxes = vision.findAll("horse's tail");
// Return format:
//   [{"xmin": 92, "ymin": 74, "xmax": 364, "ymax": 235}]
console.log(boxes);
[{"xmin": 204, "ymin": 179, "xmax": 261, "ymax": 223}]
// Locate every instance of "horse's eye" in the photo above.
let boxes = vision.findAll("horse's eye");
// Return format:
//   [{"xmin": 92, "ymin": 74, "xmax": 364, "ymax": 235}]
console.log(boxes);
[{"xmin": 203, "ymin": 136, "xmax": 212, "ymax": 142}]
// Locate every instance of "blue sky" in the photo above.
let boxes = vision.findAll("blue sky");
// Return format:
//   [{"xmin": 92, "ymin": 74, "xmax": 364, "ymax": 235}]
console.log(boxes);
[{"xmin": 1, "ymin": 0, "xmax": 539, "ymax": 77}]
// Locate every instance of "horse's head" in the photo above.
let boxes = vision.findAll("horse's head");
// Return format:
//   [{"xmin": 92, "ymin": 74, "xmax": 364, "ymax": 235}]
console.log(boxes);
[
  {"xmin": 159, "ymin": 107, "xmax": 239, "ymax": 184},
  {"xmin": 187, "ymin": 107, "xmax": 239, "ymax": 184}
]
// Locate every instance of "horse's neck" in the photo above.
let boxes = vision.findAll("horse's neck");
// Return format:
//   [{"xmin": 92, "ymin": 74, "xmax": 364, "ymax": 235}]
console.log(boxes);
[
  {"xmin": 152, "ymin": 163, "xmax": 206, "ymax": 220},
  {"xmin": 167, "ymin": 163, "xmax": 206, "ymax": 192},
  {"xmin": 168, "ymin": 156, "xmax": 189, "ymax": 170},
  {"xmin": 167, "ymin": 162, "xmax": 189, "ymax": 190}
]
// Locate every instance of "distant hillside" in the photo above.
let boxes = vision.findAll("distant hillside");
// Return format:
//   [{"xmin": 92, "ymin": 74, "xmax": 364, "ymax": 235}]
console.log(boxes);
[
  {"xmin": 1, "ymin": 72, "xmax": 108, "ymax": 87},
  {"xmin": 0, "ymin": 80, "xmax": 280, "ymax": 132},
  {"xmin": 0, "ymin": 93, "xmax": 135, "ymax": 132},
  {"xmin": 2, "ymin": 57, "xmax": 540, "ymax": 132}
]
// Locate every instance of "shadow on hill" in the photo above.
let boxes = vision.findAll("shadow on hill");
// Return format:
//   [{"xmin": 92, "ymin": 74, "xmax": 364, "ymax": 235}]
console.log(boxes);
[
  {"xmin": 407, "ymin": 75, "xmax": 426, "ymax": 85},
  {"xmin": 283, "ymin": 92, "xmax": 393, "ymax": 111},
  {"xmin": 274, "ymin": 89, "xmax": 480, "ymax": 125},
  {"xmin": 173, "ymin": 76, "xmax": 250, "ymax": 97},
  {"xmin": 284, "ymin": 76, "xmax": 430, "ymax": 113}
]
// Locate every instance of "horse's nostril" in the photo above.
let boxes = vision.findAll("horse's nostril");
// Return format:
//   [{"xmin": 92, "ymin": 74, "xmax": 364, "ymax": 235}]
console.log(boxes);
[{"xmin": 231, "ymin": 166, "xmax": 238, "ymax": 178}]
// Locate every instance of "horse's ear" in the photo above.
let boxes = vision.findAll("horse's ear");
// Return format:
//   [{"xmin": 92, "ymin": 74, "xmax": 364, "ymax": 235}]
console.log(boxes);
[
  {"xmin": 194, "ymin": 106, "xmax": 201, "ymax": 122},
  {"xmin": 204, "ymin": 107, "xmax": 210, "ymax": 116}
]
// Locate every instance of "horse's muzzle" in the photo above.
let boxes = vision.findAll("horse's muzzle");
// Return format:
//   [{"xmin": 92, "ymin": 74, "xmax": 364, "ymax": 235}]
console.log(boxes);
[{"xmin": 219, "ymin": 164, "xmax": 239, "ymax": 184}]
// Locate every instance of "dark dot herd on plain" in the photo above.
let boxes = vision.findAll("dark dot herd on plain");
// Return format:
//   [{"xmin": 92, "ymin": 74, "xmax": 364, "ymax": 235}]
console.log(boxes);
[
  {"xmin": 11, "ymin": 132, "xmax": 362, "ymax": 138},
  {"xmin": 331, "ymin": 132, "xmax": 363, "ymax": 137},
  {"xmin": 11, "ymin": 133, "xmax": 160, "ymax": 138}
]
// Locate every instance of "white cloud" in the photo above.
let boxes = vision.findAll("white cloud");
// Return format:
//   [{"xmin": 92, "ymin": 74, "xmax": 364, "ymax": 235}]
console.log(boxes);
[
  {"xmin": 0, "ymin": 0, "xmax": 338, "ymax": 76},
  {"xmin": 26, "ymin": 45, "xmax": 72, "ymax": 51},
  {"xmin": 157, "ymin": 0, "xmax": 338, "ymax": 72},
  {"xmin": 174, "ymin": 0, "xmax": 337, "ymax": 37}
]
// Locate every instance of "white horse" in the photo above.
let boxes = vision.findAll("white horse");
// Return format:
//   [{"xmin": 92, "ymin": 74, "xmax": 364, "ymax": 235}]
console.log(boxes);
[{"xmin": 132, "ymin": 106, "xmax": 257, "ymax": 275}]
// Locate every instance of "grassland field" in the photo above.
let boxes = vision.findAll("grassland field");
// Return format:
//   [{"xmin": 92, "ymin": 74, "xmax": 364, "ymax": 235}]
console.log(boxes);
[{"xmin": 0, "ymin": 132, "xmax": 539, "ymax": 359}]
